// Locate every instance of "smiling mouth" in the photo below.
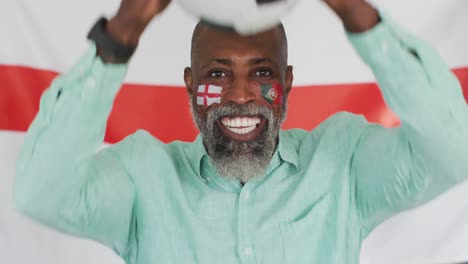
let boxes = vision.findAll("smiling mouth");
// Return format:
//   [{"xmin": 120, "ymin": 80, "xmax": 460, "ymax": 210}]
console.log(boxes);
[{"xmin": 216, "ymin": 115, "xmax": 267, "ymax": 142}]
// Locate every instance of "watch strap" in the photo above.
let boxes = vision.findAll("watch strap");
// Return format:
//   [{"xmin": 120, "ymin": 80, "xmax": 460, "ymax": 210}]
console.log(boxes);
[{"xmin": 87, "ymin": 17, "xmax": 137, "ymax": 63}]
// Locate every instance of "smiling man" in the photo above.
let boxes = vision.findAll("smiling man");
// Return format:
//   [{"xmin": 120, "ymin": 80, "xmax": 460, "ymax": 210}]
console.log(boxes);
[
  {"xmin": 186, "ymin": 21, "xmax": 291, "ymax": 182},
  {"xmin": 13, "ymin": 0, "xmax": 468, "ymax": 263}
]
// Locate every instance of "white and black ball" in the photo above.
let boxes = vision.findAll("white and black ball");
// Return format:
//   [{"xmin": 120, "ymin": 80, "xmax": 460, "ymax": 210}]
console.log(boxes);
[{"xmin": 177, "ymin": 0, "xmax": 300, "ymax": 35}]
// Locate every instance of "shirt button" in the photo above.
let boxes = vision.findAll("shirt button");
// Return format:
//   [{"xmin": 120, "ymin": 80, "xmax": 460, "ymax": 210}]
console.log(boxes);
[
  {"xmin": 243, "ymin": 192, "xmax": 250, "ymax": 200},
  {"xmin": 381, "ymin": 40, "xmax": 389, "ymax": 53},
  {"xmin": 86, "ymin": 77, "xmax": 96, "ymax": 88},
  {"xmin": 243, "ymin": 247, "xmax": 253, "ymax": 256}
]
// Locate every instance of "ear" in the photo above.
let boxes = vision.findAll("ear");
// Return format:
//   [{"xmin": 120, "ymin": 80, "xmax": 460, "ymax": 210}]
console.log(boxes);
[
  {"xmin": 184, "ymin": 67, "xmax": 193, "ymax": 97},
  {"xmin": 285, "ymin": 65, "xmax": 293, "ymax": 97}
]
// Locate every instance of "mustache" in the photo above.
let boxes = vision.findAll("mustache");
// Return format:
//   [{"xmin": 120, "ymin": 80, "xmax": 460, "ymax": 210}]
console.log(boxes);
[{"xmin": 207, "ymin": 102, "xmax": 272, "ymax": 120}]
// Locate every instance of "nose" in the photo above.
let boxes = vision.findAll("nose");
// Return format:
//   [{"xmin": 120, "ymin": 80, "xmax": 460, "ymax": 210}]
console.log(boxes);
[{"xmin": 223, "ymin": 78, "xmax": 256, "ymax": 105}]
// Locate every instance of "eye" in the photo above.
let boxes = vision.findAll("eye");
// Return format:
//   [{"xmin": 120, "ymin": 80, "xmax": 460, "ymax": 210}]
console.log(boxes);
[
  {"xmin": 255, "ymin": 69, "xmax": 272, "ymax": 77},
  {"xmin": 209, "ymin": 70, "xmax": 227, "ymax": 78}
]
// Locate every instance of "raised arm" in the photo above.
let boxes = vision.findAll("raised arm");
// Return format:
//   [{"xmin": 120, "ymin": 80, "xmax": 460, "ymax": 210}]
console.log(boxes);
[
  {"xmin": 14, "ymin": 0, "xmax": 170, "ymax": 258},
  {"xmin": 324, "ymin": 0, "xmax": 468, "ymax": 235}
]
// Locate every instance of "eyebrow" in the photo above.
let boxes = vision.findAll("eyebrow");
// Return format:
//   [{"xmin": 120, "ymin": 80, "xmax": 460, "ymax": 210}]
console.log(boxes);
[
  {"xmin": 247, "ymin": 58, "xmax": 272, "ymax": 65},
  {"xmin": 213, "ymin": 58, "xmax": 233, "ymax": 66}
]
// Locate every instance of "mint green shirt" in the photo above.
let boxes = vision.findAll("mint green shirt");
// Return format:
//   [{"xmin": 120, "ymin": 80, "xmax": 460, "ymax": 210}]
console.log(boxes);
[{"xmin": 14, "ymin": 13, "xmax": 468, "ymax": 264}]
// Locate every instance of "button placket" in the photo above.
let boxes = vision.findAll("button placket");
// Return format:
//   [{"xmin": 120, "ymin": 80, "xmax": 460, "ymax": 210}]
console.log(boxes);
[
  {"xmin": 243, "ymin": 191, "xmax": 250, "ymax": 201},
  {"xmin": 238, "ymin": 185, "xmax": 256, "ymax": 263}
]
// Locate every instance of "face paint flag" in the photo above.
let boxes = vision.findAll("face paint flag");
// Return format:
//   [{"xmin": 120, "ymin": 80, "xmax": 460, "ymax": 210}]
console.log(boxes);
[
  {"xmin": 260, "ymin": 83, "xmax": 284, "ymax": 105},
  {"xmin": 196, "ymin": 84, "xmax": 223, "ymax": 107}
]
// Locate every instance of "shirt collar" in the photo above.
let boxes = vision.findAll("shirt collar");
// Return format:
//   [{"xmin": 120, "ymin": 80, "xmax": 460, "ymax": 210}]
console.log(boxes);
[
  {"xmin": 277, "ymin": 130, "xmax": 299, "ymax": 170},
  {"xmin": 189, "ymin": 130, "xmax": 299, "ymax": 186},
  {"xmin": 189, "ymin": 134, "xmax": 208, "ymax": 181},
  {"xmin": 190, "ymin": 135, "xmax": 242, "ymax": 191}
]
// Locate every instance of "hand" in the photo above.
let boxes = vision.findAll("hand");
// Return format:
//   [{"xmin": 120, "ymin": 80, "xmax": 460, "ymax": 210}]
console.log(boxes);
[
  {"xmin": 114, "ymin": 0, "xmax": 171, "ymax": 29},
  {"xmin": 322, "ymin": 0, "xmax": 380, "ymax": 33},
  {"xmin": 323, "ymin": 0, "xmax": 364, "ymax": 17},
  {"xmin": 107, "ymin": 0, "xmax": 172, "ymax": 46}
]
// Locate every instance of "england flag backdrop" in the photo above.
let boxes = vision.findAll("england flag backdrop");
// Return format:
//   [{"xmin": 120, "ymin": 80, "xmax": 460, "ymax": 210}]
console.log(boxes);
[{"xmin": 2, "ymin": 0, "xmax": 468, "ymax": 263}]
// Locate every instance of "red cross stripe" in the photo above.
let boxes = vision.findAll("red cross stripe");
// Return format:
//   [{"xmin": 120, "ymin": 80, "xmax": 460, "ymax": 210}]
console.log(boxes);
[{"xmin": 197, "ymin": 84, "xmax": 222, "ymax": 107}]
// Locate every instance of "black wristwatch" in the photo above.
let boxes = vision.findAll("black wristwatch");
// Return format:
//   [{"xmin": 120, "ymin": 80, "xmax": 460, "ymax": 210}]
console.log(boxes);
[{"xmin": 87, "ymin": 17, "xmax": 137, "ymax": 63}]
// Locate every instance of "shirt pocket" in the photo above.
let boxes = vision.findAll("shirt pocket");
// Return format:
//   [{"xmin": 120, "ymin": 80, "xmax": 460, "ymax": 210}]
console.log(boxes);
[{"xmin": 279, "ymin": 193, "xmax": 335, "ymax": 264}]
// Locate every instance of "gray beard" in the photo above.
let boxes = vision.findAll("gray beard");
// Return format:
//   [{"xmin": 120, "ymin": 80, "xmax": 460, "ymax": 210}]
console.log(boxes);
[{"xmin": 191, "ymin": 101, "xmax": 285, "ymax": 183}]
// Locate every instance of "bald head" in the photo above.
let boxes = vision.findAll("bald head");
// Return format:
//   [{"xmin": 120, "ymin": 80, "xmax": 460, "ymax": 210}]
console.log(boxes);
[
  {"xmin": 190, "ymin": 21, "xmax": 288, "ymax": 67},
  {"xmin": 183, "ymin": 20, "xmax": 294, "ymax": 183}
]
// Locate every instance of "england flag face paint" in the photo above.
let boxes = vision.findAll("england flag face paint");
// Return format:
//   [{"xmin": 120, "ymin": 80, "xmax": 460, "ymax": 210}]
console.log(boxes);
[
  {"xmin": 197, "ymin": 84, "xmax": 223, "ymax": 107},
  {"xmin": 260, "ymin": 83, "xmax": 284, "ymax": 105}
]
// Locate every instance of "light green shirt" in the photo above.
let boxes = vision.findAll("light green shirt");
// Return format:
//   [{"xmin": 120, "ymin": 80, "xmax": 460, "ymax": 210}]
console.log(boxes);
[{"xmin": 14, "ymin": 12, "xmax": 468, "ymax": 264}]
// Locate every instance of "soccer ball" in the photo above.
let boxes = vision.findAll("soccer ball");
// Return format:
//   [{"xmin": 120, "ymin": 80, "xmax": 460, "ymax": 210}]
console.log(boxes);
[{"xmin": 177, "ymin": 0, "xmax": 300, "ymax": 35}]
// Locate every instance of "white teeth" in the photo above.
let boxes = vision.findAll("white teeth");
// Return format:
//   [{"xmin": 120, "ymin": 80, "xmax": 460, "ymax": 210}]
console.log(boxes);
[
  {"xmin": 221, "ymin": 116, "xmax": 261, "ymax": 134},
  {"xmin": 235, "ymin": 118, "xmax": 241, "ymax": 127},
  {"xmin": 227, "ymin": 126, "xmax": 256, "ymax": 134},
  {"xmin": 241, "ymin": 118, "xmax": 247, "ymax": 127}
]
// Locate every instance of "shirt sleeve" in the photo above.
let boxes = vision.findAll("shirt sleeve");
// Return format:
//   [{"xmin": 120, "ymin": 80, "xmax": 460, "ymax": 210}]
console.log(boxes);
[
  {"xmin": 347, "ymin": 11, "xmax": 468, "ymax": 236},
  {"xmin": 13, "ymin": 44, "xmax": 137, "ymax": 258}
]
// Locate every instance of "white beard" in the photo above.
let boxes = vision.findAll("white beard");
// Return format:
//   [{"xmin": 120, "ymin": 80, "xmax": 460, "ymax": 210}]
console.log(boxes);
[{"xmin": 190, "ymin": 101, "xmax": 285, "ymax": 183}]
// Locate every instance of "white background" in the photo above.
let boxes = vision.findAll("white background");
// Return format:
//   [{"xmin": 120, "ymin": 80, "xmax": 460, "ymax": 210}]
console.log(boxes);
[{"xmin": 1, "ymin": 0, "xmax": 468, "ymax": 263}]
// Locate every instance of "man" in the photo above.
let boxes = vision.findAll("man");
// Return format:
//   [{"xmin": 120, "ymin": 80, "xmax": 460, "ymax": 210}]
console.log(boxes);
[{"xmin": 13, "ymin": 0, "xmax": 468, "ymax": 263}]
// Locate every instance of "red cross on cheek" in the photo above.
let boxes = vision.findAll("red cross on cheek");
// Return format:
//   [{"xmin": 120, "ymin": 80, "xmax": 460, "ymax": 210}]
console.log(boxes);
[{"xmin": 196, "ymin": 84, "xmax": 223, "ymax": 107}]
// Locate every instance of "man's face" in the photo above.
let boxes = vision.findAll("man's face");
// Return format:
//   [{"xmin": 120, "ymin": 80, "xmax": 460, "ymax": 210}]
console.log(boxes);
[{"xmin": 184, "ymin": 24, "xmax": 293, "ymax": 183}]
